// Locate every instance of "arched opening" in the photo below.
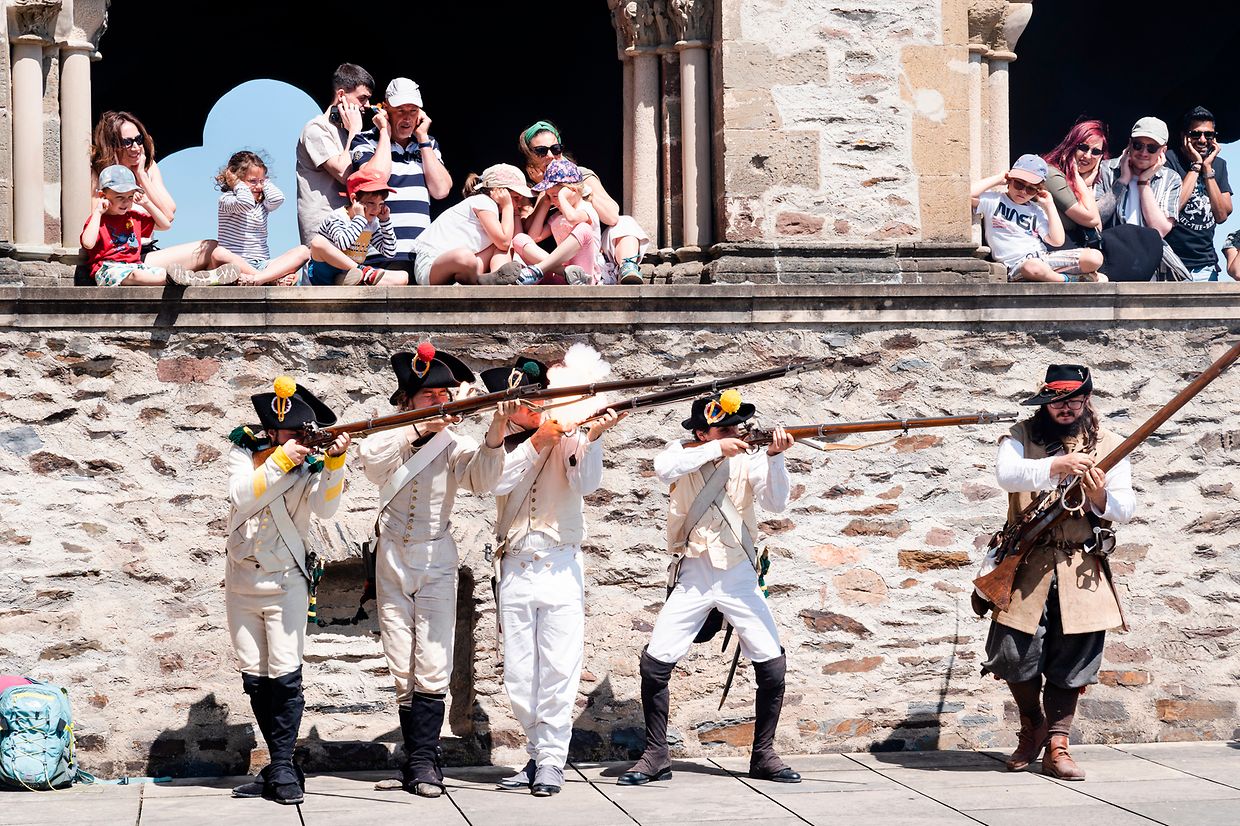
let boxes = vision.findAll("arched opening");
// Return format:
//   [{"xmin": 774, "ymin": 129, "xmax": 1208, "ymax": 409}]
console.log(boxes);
[{"xmin": 90, "ymin": 2, "xmax": 622, "ymax": 249}]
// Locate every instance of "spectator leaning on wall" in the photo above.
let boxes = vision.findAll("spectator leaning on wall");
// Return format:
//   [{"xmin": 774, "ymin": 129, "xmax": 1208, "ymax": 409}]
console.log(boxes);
[
  {"xmin": 1165, "ymin": 106, "xmax": 1233, "ymax": 282},
  {"xmin": 296, "ymin": 63, "xmax": 375, "ymax": 246}
]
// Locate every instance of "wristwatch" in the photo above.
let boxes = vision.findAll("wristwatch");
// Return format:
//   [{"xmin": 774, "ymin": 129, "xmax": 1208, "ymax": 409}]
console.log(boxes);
[{"xmin": 417, "ymin": 140, "xmax": 434, "ymax": 149}]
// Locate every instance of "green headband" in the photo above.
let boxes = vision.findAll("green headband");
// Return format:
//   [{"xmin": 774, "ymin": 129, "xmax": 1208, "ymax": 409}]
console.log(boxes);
[{"xmin": 523, "ymin": 120, "xmax": 560, "ymax": 145}]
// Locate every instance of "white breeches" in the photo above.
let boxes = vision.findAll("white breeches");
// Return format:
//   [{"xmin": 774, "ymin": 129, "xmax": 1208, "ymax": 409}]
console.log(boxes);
[
  {"xmin": 646, "ymin": 554, "xmax": 782, "ymax": 664},
  {"xmin": 498, "ymin": 544, "xmax": 585, "ymax": 768},
  {"xmin": 376, "ymin": 534, "xmax": 459, "ymax": 702},
  {"xmin": 226, "ymin": 558, "xmax": 308, "ymax": 678}
]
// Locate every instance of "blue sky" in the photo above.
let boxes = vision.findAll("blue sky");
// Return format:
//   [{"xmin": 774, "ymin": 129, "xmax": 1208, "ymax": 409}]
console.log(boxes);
[
  {"xmin": 1211, "ymin": 141, "xmax": 1239, "ymax": 274},
  {"xmin": 157, "ymin": 79, "xmax": 319, "ymax": 257}
]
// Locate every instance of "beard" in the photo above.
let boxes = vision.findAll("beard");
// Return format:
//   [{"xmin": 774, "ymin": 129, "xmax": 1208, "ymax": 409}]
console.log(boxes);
[{"xmin": 1030, "ymin": 404, "xmax": 1092, "ymax": 447}]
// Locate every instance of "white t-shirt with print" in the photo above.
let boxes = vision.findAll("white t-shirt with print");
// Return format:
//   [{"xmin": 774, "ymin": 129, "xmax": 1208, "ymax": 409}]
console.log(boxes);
[
  {"xmin": 411, "ymin": 194, "xmax": 499, "ymax": 264},
  {"xmin": 975, "ymin": 191, "xmax": 1049, "ymax": 270}
]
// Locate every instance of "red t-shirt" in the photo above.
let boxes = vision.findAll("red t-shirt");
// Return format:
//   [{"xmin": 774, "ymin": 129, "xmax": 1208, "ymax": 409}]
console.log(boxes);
[{"xmin": 83, "ymin": 211, "xmax": 153, "ymax": 276}]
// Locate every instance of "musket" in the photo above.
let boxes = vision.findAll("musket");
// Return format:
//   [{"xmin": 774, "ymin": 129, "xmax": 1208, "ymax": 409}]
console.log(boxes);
[
  {"xmin": 973, "ymin": 339, "xmax": 1240, "ymax": 614},
  {"xmin": 246, "ymin": 372, "xmax": 694, "ymax": 467},
  {"xmin": 691, "ymin": 412, "xmax": 1019, "ymax": 451}
]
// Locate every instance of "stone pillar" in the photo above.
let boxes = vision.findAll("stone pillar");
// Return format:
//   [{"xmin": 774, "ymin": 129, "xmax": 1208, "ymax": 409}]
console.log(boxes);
[
  {"xmin": 670, "ymin": 0, "xmax": 713, "ymax": 249},
  {"xmin": 58, "ymin": 45, "xmax": 91, "ymax": 249},
  {"xmin": 657, "ymin": 22, "xmax": 681, "ymax": 249},
  {"xmin": 58, "ymin": 0, "xmax": 107, "ymax": 252},
  {"xmin": 630, "ymin": 50, "xmax": 660, "ymax": 247},
  {"xmin": 612, "ymin": 0, "xmax": 663, "ymax": 248},
  {"xmin": 986, "ymin": 52, "xmax": 1013, "ymax": 172},
  {"xmin": 621, "ymin": 58, "xmax": 634, "ymax": 215},
  {"xmin": 8, "ymin": 1, "xmax": 61, "ymax": 250},
  {"xmin": 967, "ymin": 45, "xmax": 986, "ymax": 185}
]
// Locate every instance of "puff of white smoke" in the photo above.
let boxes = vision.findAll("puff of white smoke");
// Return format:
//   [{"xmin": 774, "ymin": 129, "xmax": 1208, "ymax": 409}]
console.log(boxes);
[{"xmin": 544, "ymin": 343, "xmax": 613, "ymax": 426}]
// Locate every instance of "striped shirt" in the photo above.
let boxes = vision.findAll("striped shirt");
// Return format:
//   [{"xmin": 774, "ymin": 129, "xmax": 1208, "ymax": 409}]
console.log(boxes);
[
  {"xmin": 316, "ymin": 206, "xmax": 397, "ymax": 264},
  {"xmin": 349, "ymin": 131, "xmax": 443, "ymax": 260},
  {"xmin": 218, "ymin": 181, "xmax": 285, "ymax": 264}
]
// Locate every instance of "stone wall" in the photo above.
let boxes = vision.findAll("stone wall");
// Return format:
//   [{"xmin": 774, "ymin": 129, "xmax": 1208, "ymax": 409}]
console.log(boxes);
[
  {"xmin": 716, "ymin": 0, "xmax": 972, "ymax": 246},
  {"xmin": 1, "ymin": 285, "xmax": 1238, "ymax": 779}
]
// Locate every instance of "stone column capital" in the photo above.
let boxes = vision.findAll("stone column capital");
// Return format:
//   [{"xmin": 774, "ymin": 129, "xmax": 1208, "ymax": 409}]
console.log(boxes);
[
  {"xmin": 57, "ymin": 0, "xmax": 109, "ymax": 58},
  {"xmin": 667, "ymin": 0, "xmax": 712, "ymax": 44},
  {"xmin": 610, "ymin": 0, "xmax": 663, "ymax": 52},
  {"xmin": 8, "ymin": 0, "xmax": 63, "ymax": 45},
  {"xmin": 968, "ymin": 0, "xmax": 1031, "ymax": 56}
]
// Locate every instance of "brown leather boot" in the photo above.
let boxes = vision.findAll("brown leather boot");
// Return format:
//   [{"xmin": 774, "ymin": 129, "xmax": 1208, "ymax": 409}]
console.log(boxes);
[
  {"xmin": 1005, "ymin": 715, "xmax": 1048, "ymax": 771},
  {"xmin": 1041, "ymin": 734, "xmax": 1086, "ymax": 780}
]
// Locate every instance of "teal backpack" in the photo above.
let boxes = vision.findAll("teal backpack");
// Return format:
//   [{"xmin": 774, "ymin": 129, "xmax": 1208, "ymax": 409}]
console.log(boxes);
[{"xmin": 0, "ymin": 678, "xmax": 94, "ymax": 790}]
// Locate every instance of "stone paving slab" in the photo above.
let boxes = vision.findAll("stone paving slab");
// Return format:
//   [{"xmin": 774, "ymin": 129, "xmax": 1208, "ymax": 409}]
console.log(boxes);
[{"xmin": 0, "ymin": 745, "xmax": 1236, "ymax": 826}]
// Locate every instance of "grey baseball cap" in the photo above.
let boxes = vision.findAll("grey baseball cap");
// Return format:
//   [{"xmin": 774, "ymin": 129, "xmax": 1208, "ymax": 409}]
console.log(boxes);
[
  {"xmin": 98, "ymin": 164, "xmax": 138, "ymax": 193},
  {"xmin": 1008, "ymin": 153, "xmax": 1048, "ymax": 184},
  {"xmin": 1131, "ymin": 116, "xmax": 1169, "ymax": 145}
]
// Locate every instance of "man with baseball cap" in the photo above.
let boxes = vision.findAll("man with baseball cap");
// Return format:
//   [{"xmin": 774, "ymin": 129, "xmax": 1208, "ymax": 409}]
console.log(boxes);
[
  {"xmin": 350, "ymin": 77, "xmax": 452, "ymax": 278},
  {"xmin": 977, "ymin": 364, "xmax": 1136, "ymax": 781},
  {"xmin": 972, "ymin": 154, "xmax": 1106, "ymax": 282},
  {"xmin": 1095, "ymin": 116, "xmax": 1186, "ymax": 277}
]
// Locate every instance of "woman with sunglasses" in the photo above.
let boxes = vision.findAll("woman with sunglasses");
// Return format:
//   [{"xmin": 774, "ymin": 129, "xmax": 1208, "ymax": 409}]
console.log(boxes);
[
  {"xmin": 518, "ymin": 120, "xmax": 649, "ymax": 284},
  {"xmin": 90, "ymin": 111, "xmax": 177, "ymax": 226},
  {"xmin": 1042, "ymin": 121, "xmax": 1108, "ymax": 248}
]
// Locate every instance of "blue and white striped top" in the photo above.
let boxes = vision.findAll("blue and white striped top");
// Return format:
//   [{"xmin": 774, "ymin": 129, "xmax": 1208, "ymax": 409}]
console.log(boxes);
[
  {"xmin": 217, "ymin": 180, "xmax": 284, "ymax": 265},
  {"xmin": 349, "ymin": 130, "xmax": 443, "ymax": 261}
]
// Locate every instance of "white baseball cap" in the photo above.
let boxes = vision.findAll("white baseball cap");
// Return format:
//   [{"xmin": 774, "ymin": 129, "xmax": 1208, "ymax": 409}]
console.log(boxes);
[{"xmin": 385, "ymin": 78, "xmax": 423, "ymax": 108}]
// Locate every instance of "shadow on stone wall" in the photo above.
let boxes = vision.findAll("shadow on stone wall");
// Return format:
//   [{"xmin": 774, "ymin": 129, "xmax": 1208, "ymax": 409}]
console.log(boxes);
[{"xmin": 146, "ymin": 692, "xmax": 255, "ymax": 778}]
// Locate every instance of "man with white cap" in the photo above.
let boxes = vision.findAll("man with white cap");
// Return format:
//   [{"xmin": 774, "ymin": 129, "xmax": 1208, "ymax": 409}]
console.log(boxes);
[
  {"xmin": 351, "ymin": 78, "xmax": 452, "ymax": 278},
  {"xmin": 1095, "ymin": 117, "xmax": 1183, "ymax": 249}
]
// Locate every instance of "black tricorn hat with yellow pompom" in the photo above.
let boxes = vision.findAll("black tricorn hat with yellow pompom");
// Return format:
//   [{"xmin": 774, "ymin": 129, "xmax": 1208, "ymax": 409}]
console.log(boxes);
[
  {"xmin": 681, "ymin": 388, "xmax": 756, "ymax": 431},
  {"xmin": 251, "ymin": 375, "xmax": 337, "ymax": 431}
]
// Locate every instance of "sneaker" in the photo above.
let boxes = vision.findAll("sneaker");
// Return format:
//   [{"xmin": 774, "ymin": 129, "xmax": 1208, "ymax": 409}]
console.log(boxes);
[
  {"xmin": 210, "ymin": 264, "xmax": 240, "ymax": 286},
  {"xmin": 166, "ymin": 263, "xmax": 193, "ymax": 285},
  {"xmin": 564, "ymin": 265, "xmax": 592, "ymax": 285},
  {"xmin": 167, "ymin": 264, "xmax": 238, "ymax": 286},
  {"xmin": 530, "ymin": 764, "xmax": 564, "ymax": 796},
  {"xmin": 516, "ymin": 266, "xmax": 543, "ymax": 286},
  {"xmin": 618, "ymin": 258, "xmax": 644, "ymax": 285}
]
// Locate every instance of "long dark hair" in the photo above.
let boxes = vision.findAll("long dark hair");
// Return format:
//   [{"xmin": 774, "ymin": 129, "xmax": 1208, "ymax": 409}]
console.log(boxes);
[
  {"xmin": 1043, "ymin": 120, "xmax": 1109, "ymax": 200},
  {"xmin": 1028, "ymin": 399, "xmax": 1099, "ymax": 451}
]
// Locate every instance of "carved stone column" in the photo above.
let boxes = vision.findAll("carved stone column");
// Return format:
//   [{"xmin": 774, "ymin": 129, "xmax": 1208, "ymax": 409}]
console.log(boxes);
[
  {"xmin": 8, "ymin": 0, "xmax": 61, "ymax": 249},
  {"xmin": 655, "ymin": 2, "xmax": 681, "ymax": 250},
  {"xmin": 670, "ymin": 0, "xmax": 712, "ymax": 249},
  {"xmin": 58, "ymin": 0, "xmax": 107, "ymax": 251},
  {"xmin": 609, "ymin": 0, "xmax": 635, "ymax": 216},
  {"xmin": 971, "ymin": 1, "xmax": 1032, "ymax": 173},
  {"xmin": 613, "ymin": 0, "xmax": 661, "ymax": 248}
]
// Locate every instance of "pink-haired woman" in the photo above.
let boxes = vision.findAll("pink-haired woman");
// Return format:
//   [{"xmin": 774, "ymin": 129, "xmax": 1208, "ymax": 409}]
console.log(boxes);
[{"xmin": 1042, "ymin": 120, "xmax": 1109, "ymax": 247}]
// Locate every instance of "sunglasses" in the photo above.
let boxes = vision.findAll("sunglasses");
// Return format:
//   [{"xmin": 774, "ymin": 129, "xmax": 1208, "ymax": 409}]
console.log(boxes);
[
  {"xmin": 1047, "ymin": 399, "xmax": 1086, "ymax": 411},
  {"xmin": 532, "ymin": 143, "xmax": 564, "ymax": 157},
  {"xmin": 119, "ymin": 136, "xmax": 142, "ymax": 148},
  {"xmin": 1007, "ymin": 178, "xmax": 1042, "ymax": 194},
  {"xmin": 1074, "ymin": 143, "xmax": 1104, "ymax": 156},
  {"xmin": 1130, "ymin": 139, "xmax": 1161, "ymax": 154},
  {"xmin": 1187, "ymin": 130, "xmax": 1217, "ymax": 140}
]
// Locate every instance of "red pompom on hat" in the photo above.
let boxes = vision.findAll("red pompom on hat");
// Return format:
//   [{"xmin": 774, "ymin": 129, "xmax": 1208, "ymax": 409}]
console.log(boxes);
[{"xmin": 416, "ymin": 341, "xmax": 436, "ymax": 362}]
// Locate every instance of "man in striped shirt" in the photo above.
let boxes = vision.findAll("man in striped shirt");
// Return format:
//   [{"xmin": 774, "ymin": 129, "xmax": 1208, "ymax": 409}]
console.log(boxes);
[{"xmin": 350, "ymin": 78, "xmax": 452, "ymax": 278}]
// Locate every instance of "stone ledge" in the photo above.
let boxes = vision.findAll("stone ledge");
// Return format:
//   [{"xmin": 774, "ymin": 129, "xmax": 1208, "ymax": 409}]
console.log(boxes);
[{"xmin": 3, "ymin": 283, "xmax": 1240, "ymax": 330}]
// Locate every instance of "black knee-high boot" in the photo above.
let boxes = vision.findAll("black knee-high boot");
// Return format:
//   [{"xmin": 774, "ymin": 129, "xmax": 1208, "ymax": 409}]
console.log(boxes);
[
  {"xmin": 750, "ymin": 653, "xmax": 799, "ymax": 782},
  {"xmin": 618, "ymin": 648, "xmax": 676, "ymax": 785},
  {"xmin": 265, "ymin": 668, "xmax": 306, "ymax": 804},
  {"xmin": 401, "ymin": 693, "xmax": 446, "ymax": 798},
  {"xmin": 232, "ymin": 674, "xmax": 274, "ymax": 799}
]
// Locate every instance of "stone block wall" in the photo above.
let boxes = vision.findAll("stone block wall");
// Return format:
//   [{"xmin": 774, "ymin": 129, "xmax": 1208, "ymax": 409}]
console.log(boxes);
[
  {"xmin": 716, "ymin": 0, "xmax": 972, "ymax": 246},
  {"xmin": 1, "ymin": 289, "xmax": 1238, "ymax": 778}
]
